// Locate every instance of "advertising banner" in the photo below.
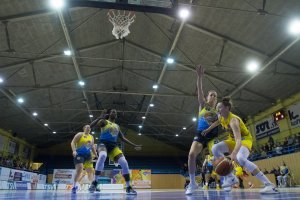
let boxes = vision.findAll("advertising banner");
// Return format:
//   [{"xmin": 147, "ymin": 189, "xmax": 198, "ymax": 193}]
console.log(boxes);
[
  {"xmin": 287, "ymin": 103, "xmax": 300, "ymax": 128},
  {"xmin": 52, "ymin": 169, "xmax": 75, "ymax": 184},
  {"xmin": 255, "ymin": 116, "xmax": 280, "ymax": 139},
  {"xmin": 131, "ymin": 169, "xmax": 151, "ymax": 188}
]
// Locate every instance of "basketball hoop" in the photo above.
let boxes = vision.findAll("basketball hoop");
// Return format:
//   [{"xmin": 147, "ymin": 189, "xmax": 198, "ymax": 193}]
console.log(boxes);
[{"xmin": 107, "ymin": 10, "xmax": 136, "ymax": 39}]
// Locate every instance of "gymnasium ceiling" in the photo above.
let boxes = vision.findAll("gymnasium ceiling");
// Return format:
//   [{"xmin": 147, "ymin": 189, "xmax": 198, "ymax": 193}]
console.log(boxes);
[{"xmin": 0, "ymin": 0, "xmax": 300, "ymax": 151}]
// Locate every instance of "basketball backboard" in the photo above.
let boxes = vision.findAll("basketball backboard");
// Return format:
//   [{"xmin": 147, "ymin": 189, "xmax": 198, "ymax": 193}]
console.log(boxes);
[{"xmin": 69, "ymin": 0, "xmax": 177, "ymax": 15}]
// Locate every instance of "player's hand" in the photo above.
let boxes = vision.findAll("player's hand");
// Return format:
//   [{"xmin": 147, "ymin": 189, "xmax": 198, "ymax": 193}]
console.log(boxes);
[
  {"xmin": 134, "ymin": 145, "xmax": 142, "ymax": 151},
  {"xmin": 201, "ymin": 129, "xmax": 209, "ymax": 136},
  {"xmin": 72, "ymin": 151, "xmax": 77, "ymax": 157},
  {"xmin": 196, "ymin": 65, "xmax": 204, "ymax": 76},
  {"xmin": 229, "ymin": 152, "xmax": 237, "ymax": 163}
]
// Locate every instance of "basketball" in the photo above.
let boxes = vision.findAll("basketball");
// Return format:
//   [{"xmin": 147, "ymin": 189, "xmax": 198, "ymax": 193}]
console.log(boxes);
[{"xmin": 213, "ymin": 157, "xmax": 234, "ymax": 176}]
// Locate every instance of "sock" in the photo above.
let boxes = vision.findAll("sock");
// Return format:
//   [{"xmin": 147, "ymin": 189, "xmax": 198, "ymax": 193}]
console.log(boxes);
[
  {"xmin": 123, "ymin": 174, "xmax": 131, "ymax": 187},
  {"xmin": 255, "ymin": 171, "xmax": 272, "ymax": 186},
  {"xmin": 126, "ymin": 181, "xmax": 130, "ymax": 187},
  {"xmin": 189, "ymin": 173, "xmax": 196, "ymax": 185},
  {"xmin": 94, "ymin": 170, "xmax": 102, "ymax": 182},
  {"xmin": 73, "ymin": 182, "xmax": 79, "ymax": 187}
]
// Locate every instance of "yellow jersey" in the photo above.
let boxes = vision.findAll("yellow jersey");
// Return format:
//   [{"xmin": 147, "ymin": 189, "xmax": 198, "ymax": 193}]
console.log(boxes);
[
  {"xmin": 76, "ymin": 133, "xmax": 93, "ymax": 156},
  {"xmin": 219, "ymin": 112, "xmax": 252, "ymax": 142}
]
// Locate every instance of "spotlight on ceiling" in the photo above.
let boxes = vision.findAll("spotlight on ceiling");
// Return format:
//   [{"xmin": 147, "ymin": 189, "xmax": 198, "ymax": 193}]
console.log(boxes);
[
  {"xmin": 289, "ymin": 19, "xmax": 300, "ymax": 35},
  {"xmin": 64, "ymin": 49, "xmax": 72, "ymax": 56},
  {"xmin": 178, "ymin": 8, "xmax": 190, "ymax": 20},
  {"xmin": 49, "ymin": 0, "xmax": 65, "ymax": 10},
  {"xmin": 78, "ymin": 80, "xmax": 85, "ymax": 86},
  {"xmin": 246, "ymin": 61, "xmax": 259, "ymax": 73},
  {"xmin": 17, "ymin": 98, "xmax": 24, "ymax": 104},
  {"xmin": 166, "ymin": 57, "xmax": 174, "ymax": 64}
]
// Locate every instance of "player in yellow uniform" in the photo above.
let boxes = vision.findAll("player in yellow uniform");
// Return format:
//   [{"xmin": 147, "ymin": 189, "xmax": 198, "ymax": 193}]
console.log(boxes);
[
  {"xmin": 70, "ymin": 125, "xmax": 97, "ymax": 193},
  {"xmin": 202, "ymin": 154, "xmax": 220, "ymax": 190},
  {"xmin": 89, "ymin": 108, "xmax": 142, "ymax": 195},
  {"xmin": 186, "ymin": 65, "xmax": 219, "ymax": 195},
  {"xmin": 202, "ymin": 97, "xmax": 278, "ymax": 194}
]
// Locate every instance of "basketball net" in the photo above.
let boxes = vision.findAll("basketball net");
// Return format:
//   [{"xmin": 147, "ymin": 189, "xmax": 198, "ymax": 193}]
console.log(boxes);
[{"xmin": 107, "ymin": 10, "xmax": 136, "ymax": 39}]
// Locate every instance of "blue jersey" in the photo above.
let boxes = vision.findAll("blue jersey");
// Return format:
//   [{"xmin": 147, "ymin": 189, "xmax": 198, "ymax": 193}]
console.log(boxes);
[
  {"xmin": 76, "ymin": 134, "xmax": 93, "ymax": 156},
  {"xmin": 197, "ymin": 104, "xmax": 218, "ymax": 131},
  {"xmin": 100, "ymin": 120, "xmax": 120, "ymax": 142}
]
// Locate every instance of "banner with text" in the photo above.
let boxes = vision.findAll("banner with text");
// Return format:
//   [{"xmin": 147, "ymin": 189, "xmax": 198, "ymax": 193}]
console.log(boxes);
[
  {"xmin": 0, "ymin": 166, "xmax": 46, "ymax": 184},
  {"xmin": 287, "ymin": 103, "xmax": 300, "ymax": 128},
  {"xmin": 52, "ymin": 169, "xmax": 75, "ymax": 184},
  {"xmin": 255, "ymin": 116, "xmax": 280, "ymax": 139},
  {"xmin": 131, "ymin": 169, "xmax": 151, "ymax": 189}
]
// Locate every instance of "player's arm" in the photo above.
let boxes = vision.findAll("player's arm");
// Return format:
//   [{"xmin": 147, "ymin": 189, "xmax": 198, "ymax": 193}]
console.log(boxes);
[
  {"xmin": 196, "ymin": 65, "xmax": 206, "ymax": 110},
  {"xmin": 201, "ymin": 120, "xmax": 220, "ymax": 136},
  {"xmin": 90, "ymin": 109, "xmax": 107, "ymax": 128},
  {"xmin": 71, "ymin": 132, "xmax": 83, "ymax": 157},
  {"xmin": 119, "ymin": 131, "xmax": 142, "ymax": 150},
  {"xmin": 230, "ymin": 118, "xmax": 242, "ymax": 161},
  {"xmin": 90, "ymin": 136, "xmax": 98, "ymax": 157}
]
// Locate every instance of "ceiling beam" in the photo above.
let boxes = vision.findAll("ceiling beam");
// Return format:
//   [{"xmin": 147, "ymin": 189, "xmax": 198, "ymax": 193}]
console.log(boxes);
[
  {"xmin": 57, "ymin": 9, "xmax": 93, "ymax": 119},
  {"xmin": 161, "ymin": 16, "xmax": 300, "ymax": 71},
  {"xmin": 0, "ymin": 88, "xmax": 52, "ymax": 133},
  {"xmin": 0, "ymin": 40, "xmax": 119, "ymax": 71},
  {"xmin": 125, "ymin": 40, "xmax": 275, "ymax": 102},
  {"xmin": 228, "ymin": 36, "xmax": 300, "ymax": 96}
]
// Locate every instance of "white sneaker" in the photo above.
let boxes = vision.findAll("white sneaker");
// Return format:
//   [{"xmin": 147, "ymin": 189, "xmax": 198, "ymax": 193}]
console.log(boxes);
[
  {"xmin": 260, "ymin": 184, "xmax": 279, "ymax": 194},
  {"xmin": 223, "ymin": 187, "xmax": 232, "ymax": 192},
  {"xmin": 222, "ymin": 175, "xmax": 239, "ymax": 188},
  {"xmin": 185, "ymin": 183, "xmax": 198, "ymax": 195}
]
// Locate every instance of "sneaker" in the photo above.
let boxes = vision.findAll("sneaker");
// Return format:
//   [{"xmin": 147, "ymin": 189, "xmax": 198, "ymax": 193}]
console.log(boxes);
[
  {"xmin": 222, "ymin": 175, "xmax": 239, "ymax": 188},
  {"xmin": 185, "ymin": 183, "xmax": 198, "ymax": 195},
  {"xmin": 71, "ymin": 186, "xmax": 78, "ymax": 194},
  {"xmin": 88, "ymin": 181, "xmax": 97, "ymax": 193},
  {"xmin": 260, "ymin": 184, "xmax": 279, "ymax": 194},
  {"xmin": 223, "ymin": 187, "xmax": 231, "ymax": 192},
  {"xmin": 126, "ymin": 186, "xmax": 137, "ymax": 195}
]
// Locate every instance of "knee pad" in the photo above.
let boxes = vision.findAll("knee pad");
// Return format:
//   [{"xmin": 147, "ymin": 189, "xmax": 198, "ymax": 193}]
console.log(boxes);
[{"xmin": 123, "ymin": 173, "xmax": 130, "ymax": 182}]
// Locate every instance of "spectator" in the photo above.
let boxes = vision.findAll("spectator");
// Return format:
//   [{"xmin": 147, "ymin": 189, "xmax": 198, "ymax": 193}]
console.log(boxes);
[
  {"xmin": 294, "ymin": 137, "xmax": 299, "ymax": 148},
  {"xmin": 277, "ymin": 162, "xmax": 289, "ymax": 187},
  {"xmin": 264, "ymin": 143, "xmax": 270, "ymax": 152},
  {"xmin": 283, "ymin": 137, "xmax": 288, "ymax": 146},
  {"xmin": 270, "ymin": 167, "xmax": 280, "ymax": 187},
  {"xmin": 261, "ymin": 150, "xmax": 267, "ymax": 158},
  {"xmin": 268, "ymin": 136, "xmax": 275, "ymax": 150},
  {"xmin": 182, "ymin": 163, "xmax": 188, "ymax": 177},
  {"xmin": 275, "ymin": 142, "xmax": 283, "ymax": 155},
  {"xmin": 287, "ymin": 136, "xmax": 294, "ymax": 146},
  {"xmin": 263, "ymin": 168, "xmax": 269, "ymax": 174}
]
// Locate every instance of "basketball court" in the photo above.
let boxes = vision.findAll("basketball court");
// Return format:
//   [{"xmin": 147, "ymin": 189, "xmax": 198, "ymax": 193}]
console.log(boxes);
[
  {"xmin": 1, "ymin": 188, "xmax": 300, "ymax": 200},
  {"xmin": 1, "ymin": 0, "xmax": 300, "ymax": 200}
]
